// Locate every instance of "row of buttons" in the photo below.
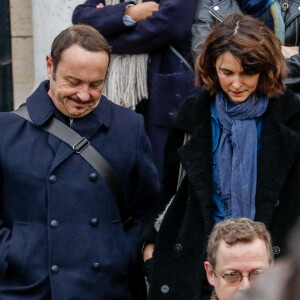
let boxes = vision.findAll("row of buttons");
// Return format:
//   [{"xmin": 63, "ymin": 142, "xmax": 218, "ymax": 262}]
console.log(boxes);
[
  {"xmin": 51, "ymin": 262, "xmax": 100, "ymax": 274},
  {"xmin": 159, "ymin": 244, "xmax": 183, "ymax": 293},
  {"xmin": 50, "ymin": 218, "xmax": 99, "ymax": 229},
  {"xmin": 48, "ymin": 172, "xmax": 101, "ymax": 276},
  {"xmin": 49, "ymin": 173, "xmax": 98, "ymax": 184}
]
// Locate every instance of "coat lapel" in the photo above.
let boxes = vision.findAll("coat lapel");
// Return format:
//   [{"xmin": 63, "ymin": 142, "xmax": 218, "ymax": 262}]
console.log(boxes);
[
  {"xmin": 255, "ymin": 92, "xmax": 300, "ymax": 226},
  {"xmin": 26, "ymin": 81, "xmax": 112, "ymax": 174},
  {"xmin": 48, "ymin": 97, "xmax": 111, "ymax": 173},
  {"xmin": 47, "ymin": 114, "xmax": 104, "ymax": 173}
]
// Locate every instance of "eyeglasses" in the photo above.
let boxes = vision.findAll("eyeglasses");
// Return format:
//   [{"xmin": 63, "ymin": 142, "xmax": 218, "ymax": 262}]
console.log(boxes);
[{"xmin": 215, "ymin": 270, "xmax": 265, "ymax": 284}]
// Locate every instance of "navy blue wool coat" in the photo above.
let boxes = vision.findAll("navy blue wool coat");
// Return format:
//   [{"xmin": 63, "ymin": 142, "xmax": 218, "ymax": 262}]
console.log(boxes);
[
  {"xmin": 72, "ymin": 0, "xmax": 200, "ymax": 181},
  {"xmin": 0, "ymin": 81, "xmax": 159, "ymax": 299}
]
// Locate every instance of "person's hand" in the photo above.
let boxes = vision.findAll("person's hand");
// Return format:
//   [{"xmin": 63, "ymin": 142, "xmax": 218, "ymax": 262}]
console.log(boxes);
[
  {"xmin": 96, "ymin": 3, "xmax": 104, "ymax": 8},
  {"xmin": 143, "ymin": 243, "xmax": 155, "ymax": 261},
  {"xmin": 281, "ymin": 46, "xmax": 299, "ymax": 59},
  {"xmin": 125, "ymin": 2, "xmax": 159, "ymax": 22}
]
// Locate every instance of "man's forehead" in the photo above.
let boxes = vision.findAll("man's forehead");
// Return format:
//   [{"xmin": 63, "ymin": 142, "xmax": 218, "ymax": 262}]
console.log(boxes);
[
  {"xmin": 54, "ymin": 45, "xmax": 109, "ymax": 79},
  {"xmin": 59, "ymin": 44, "xmax": 109, "ymax": 61},
  {"xmin": 215, "ymin": 238, "xmax": 269, "ymax": 269}
]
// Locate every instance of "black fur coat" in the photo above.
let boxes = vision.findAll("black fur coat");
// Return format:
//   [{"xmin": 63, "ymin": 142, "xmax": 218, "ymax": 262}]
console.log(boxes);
[{"xmin": 141, "ymin": 88, "xmax": 300, "ymax": 300}]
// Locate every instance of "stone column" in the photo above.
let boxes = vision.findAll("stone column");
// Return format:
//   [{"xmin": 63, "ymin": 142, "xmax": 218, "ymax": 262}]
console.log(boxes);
[
  {"xmin": 32, "ymin": 0, "xmax": 83, "ymax": 89},
  {"xmin": 10, "ymin": 0, "xmax": 34, "ymax": 108}
]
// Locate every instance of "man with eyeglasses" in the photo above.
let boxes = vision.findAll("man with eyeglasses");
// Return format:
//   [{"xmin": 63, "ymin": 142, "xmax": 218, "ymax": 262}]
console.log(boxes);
[{"xmin": 204, "ymin": 218, "xmax": 274, "ymax": 300}]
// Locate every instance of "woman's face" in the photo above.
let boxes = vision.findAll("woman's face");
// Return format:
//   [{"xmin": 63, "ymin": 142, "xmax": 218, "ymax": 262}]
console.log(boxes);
[{"xmin": 215, "ymin": 52, "xmax": 260, "ymax": 104}]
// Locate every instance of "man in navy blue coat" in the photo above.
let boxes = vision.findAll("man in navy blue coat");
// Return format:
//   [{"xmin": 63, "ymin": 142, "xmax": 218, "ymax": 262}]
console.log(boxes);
[
  {"xmin": 72, "ymin": 0, "xmax": 199, "ymax": 182},
  {"xmin": 0, "ymin": 25, "xmax": 159, "ymax": 299}
]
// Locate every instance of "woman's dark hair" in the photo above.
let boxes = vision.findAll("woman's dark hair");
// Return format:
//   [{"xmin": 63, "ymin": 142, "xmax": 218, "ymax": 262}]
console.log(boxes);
[
  {"xmin": 195, "ymin": 13, "xmax": 287, "ymax": 98},
  {"xmin": 50, "ymin": 24, "xmax": 111, "ymax": 78}
]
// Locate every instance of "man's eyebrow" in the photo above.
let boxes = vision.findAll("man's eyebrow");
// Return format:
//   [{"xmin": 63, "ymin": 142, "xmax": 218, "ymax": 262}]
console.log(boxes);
[
  {"xmin": 65, "ymin": 76, "xmax": 104, "ymax": 84},
  {"xmin": 91, "ymin": 79, "xmax": 105, "ymax": 84},
  {"xmin": 65, "ymin": 75, "xmax": 81, "ymax": 81}
]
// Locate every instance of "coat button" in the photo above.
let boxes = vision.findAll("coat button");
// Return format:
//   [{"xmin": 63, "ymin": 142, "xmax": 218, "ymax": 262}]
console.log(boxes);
[
  {"xmin": 175, "ymin": 243, "xmax": 182, "ymax": 252},
  {"xmin": 49, "ymin": 175, "xmax": 56, "ymax": 183},
  {"xmin": 273, "ymin": 246, "xmax": 280, "ymax": 255},
  {"xmin": 50, "ymin": 220, "xmax": 59, "ymax": 229},
  {"xmin": 92, "ymin": 262, "xmax": 100, "ymax": 271},
  {"xmin": 89, "ymin": 173, "xmax": 98, "ymax": 182},
  {"xmin": 161, "ymin": 285, "xmax": 169, "ymax": 294},
  {"xmin": 213, "ymin": 5, "xmax": 219, "ymax": 10},
  {"xmin": 90, "ymin": 218, "xmax": 99, "ymax": 227},
  {"xmin": 51, "ymin": 265, "xmax": 59, "ymax": 274}
]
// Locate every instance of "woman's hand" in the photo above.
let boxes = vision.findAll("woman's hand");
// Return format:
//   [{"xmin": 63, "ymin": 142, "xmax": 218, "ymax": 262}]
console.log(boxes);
[
  {"xmin": 281, "ymin": 46, "xmax": 299, "ymax": 59},
  {"xmin": 143, "ymin": 243, "xmax": 155, "ymax": 261}
]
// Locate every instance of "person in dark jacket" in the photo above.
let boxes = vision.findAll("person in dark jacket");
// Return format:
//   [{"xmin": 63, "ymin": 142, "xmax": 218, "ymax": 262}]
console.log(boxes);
[
  {"xmin": 141, "ymin": 14, "xmax": 300, "ymax": 300},
  {"xmin": 0, "ymin": 24, "xmax": 159, "ymax": 300},
  {"xmin": 72, "ymin": 0, "xmax": 199, "ymax": 182},
  {"xmin": 191, "ymin": 0, "xmax": 300, "ymax": 96}
]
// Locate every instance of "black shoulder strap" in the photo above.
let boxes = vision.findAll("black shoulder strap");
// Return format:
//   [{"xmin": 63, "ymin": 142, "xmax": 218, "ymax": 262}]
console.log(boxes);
[{"xmin": 12, "ymin": 106, "xmax": 133, "ymax": 231}]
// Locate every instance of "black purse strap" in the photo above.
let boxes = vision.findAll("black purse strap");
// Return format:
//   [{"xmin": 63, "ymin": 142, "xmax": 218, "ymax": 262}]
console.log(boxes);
[{"xmin": 12, "ymin": 106, "xmax": 133, "ymax": 231}]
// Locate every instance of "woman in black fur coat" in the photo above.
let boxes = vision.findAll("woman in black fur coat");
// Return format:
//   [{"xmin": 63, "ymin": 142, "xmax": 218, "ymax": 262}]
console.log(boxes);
[{"xmin": 141, "ymin": 14, "xmax": 300, "ymax": 300}]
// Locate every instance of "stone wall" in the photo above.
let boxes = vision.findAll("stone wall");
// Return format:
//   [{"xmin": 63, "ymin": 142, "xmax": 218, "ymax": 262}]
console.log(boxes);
[
  {"xmin": 32, "ymin": 0, "xmax": 83, "ymax": 89},
  {"xmin": 10, "ymin": 0, "xmax": 83, "ymax": 107},
  {"xmin": 10, "ymin": 0, "xmax": 33, "ymax": 108}
]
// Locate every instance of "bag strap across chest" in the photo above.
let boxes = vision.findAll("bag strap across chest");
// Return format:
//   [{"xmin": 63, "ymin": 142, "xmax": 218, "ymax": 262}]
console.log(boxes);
[{"xmin": 12, "ymin": 106, "xmax": 133, "ymax": 231}]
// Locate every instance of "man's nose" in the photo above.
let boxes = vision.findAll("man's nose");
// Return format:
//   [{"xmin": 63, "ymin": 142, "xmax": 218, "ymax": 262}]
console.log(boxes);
[
  {"xmin": 77, "ymin": 85, "xmax": 90, "ymax": 101},
  {"xmin": 238, "ymin": 276, "xmax": 251, "ymax": 291}
]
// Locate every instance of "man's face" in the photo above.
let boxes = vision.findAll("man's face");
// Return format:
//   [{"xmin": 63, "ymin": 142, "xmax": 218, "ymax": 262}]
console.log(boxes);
[
  {"xmin": 47, "ymin": 44, "xmax": 109, "ymax": 118},
  {"xmin": 205, "ymin": 238, "xmax": 271, "ymax": 300}
]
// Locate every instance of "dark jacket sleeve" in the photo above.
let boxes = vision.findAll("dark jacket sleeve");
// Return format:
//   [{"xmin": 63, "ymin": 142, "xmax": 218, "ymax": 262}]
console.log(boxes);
[
  {"xmin": 126, "ymin": 115, "xmax": 160, "ymax": 254},
  {"xmin": 191, "ymin": 0, "xmax": 214, "ymax": 60},
  {"xmin": 140, "ymin": 120, "xmax": 184, "ymax": 245},
  {"xmin": 73, "ymin": 0, "xmax": 198, "ymax": 55},
  {"xmin": 285, "ymin": 54, "xmax": 300, "ymax": 90},
  {"xmin": 72, "ymin": 0, "xmax": 135, "ymax": 36}
]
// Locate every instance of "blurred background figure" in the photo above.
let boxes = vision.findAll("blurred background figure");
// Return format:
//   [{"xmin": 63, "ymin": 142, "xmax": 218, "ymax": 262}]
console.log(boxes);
[
  {"xmin": 72, "ymin": 0, "xmax": 199, "ymax": 182},
  {"xmin": 233, "ymin": 217, "xmax": 300, "ymax": 300},
  {"xmin": 204, "ymin": 218, "xmax": 274, "ymax": 300},
  {"xmin": 192, "ymin": 0, "xmax": 300, "ymax": 97},
  {"xmin": 141, "ymin": 14, "xmax": 300, "ymax": 300}
]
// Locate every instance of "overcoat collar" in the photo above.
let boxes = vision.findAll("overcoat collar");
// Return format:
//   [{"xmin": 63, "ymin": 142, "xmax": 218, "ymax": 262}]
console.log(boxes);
[
  {"xmin": 26, "ymin": 80, "xmax": 111, "ymax": 128},
  {"xmin": 25, "ymin": 80, "xmax": 112, "ymax": 172},
  {"xmin": 171, "ymin": 88, "xmax": 300, "ymax": 233},
  {"xmin": 255, "ymin": 89, "xmax": 300, "ymax": 227}
]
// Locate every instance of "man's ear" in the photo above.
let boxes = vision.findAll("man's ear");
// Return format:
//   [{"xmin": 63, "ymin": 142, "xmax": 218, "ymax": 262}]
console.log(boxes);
[
  {"xmin": 46, "ymin": 55, "xmax": 54, "ymax": 80},
  {"xmin": 204, "ymin": 261, "xmax": 215, "ymax": 287}
]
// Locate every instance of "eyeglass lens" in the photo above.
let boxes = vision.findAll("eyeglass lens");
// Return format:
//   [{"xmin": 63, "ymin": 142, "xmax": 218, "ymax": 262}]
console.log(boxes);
[{"xmin": 222, "ymin": 271, "xmax": 261, "ymax": 284}]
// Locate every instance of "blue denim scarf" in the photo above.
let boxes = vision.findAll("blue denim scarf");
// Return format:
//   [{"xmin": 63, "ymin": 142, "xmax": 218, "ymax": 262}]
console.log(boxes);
[{"xmin": 215, "ymin": 92, "xmax": 269, "ymax": 219}]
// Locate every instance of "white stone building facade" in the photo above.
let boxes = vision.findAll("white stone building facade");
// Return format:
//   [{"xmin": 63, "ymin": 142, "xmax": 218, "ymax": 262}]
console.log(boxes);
[{"xmin": 10, "ymin": 0, "xmax": 83, "ymax": 108}]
